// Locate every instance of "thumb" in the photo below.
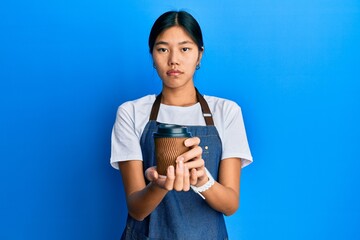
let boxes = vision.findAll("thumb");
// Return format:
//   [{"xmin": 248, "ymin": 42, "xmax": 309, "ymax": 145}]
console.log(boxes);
[{"xmin": 145, "ymin": 167, "xmax": 158, "ymax": 182}]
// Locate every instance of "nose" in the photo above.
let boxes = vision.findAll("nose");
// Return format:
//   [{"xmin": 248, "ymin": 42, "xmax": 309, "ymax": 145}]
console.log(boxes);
[{"xmin": 168, "ymin": 51, "xmax": 179, "ymax": 66}]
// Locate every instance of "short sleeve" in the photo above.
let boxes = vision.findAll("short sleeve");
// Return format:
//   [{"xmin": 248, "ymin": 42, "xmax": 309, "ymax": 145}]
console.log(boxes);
[
  {"xmin": 221, "ymin": 101, "xmax": 253, "ymax": 168},
  {"xmin": 110, "ymin": 104, "xmax": 143, "ymax": 169}
]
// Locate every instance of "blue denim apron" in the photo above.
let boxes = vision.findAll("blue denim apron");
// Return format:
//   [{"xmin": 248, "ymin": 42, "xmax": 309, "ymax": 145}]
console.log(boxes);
[{"xmin": 121, "ymin": 89, "xmax": 228, "ymax": 240}]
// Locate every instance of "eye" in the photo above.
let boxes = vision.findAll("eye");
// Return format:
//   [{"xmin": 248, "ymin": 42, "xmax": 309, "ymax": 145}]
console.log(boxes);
[
  {"xmin": 182, "ymin": 47, "xmax": 191, "ymax": 52},
  {"xmin": 157, "ymin": 48, "xmax": 168, "ymax": 53}
]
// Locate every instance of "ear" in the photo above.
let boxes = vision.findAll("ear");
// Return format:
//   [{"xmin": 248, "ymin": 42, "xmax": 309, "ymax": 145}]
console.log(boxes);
[{"xmin": 197, "ymin": 47, "xmax": 204, "ymax": 64}]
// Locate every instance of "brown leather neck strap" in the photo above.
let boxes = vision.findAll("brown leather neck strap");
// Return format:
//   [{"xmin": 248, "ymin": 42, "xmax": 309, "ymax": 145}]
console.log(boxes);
[
  {"xmin": 149, "ymin": 88, "xmax": 214, "ymax": 126},
  {"xmin": 149, "ymin": 93, "xmax": 162, "ymax": 121},
  {"xmin": 196, "ymin": 88, "xmax": 215, "ymax": 126}
]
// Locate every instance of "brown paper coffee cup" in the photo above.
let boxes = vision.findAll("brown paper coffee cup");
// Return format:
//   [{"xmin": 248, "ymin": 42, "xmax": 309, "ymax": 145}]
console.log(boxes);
[
  {"xmin": 155, "ymin": 137, "xmax": 189, "ymax": 175},
  {"xmin": 153, "ymin": 124, "xmax": 192, "ymax": 175}
]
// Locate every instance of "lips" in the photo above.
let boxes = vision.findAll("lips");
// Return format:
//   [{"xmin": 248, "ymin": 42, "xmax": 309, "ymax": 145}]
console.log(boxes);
[{"xmin": 166, "ymin": 70, "xmax": 183, "ymax": 76}]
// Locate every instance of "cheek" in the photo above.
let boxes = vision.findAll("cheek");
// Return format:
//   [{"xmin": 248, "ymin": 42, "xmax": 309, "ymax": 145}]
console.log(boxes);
[
  {"xmin": 152, "ymin": 52, "xmax": 161, "ymax": 61},
  {"xmin": 153, "ymin": 55, "xmax": 166, "ymax": 67},
  {"xmin": 186, "ymin": 57, "xmax": 199, "ymax": 68},
  {"xmin": 190, "ymin": 53, "xmax": 201, "ymax": 64},
  {"xmin": 152, "ymin": 55, "xmax": 158, "ymax": 64}
]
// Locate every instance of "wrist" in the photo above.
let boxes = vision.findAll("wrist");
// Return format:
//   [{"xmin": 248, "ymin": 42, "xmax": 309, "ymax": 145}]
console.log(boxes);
[
  {"xmin": 195, "ymin": 175, "xmax": 209, "ymax": 187},
  {"xmin": 191, "ymin": 168, "xmax": 215, "ymax": 199}
]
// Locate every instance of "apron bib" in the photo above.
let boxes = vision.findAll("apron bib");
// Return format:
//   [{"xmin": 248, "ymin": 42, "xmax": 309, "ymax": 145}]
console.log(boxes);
[{"xmin": 121, "ymin": 89, "xmax": 228, "ymax": 240}]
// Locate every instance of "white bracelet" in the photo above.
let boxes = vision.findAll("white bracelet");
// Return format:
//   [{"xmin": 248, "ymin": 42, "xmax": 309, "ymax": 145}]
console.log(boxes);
[{"xmin": 191, "ymin": 168, "xmax": 215, "ymax": 199}]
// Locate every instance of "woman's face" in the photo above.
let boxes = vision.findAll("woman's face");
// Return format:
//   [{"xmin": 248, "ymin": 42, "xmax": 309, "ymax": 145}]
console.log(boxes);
[{"xmin": 152, "ymin": 26, "xmax": 203, "ymax": 90}]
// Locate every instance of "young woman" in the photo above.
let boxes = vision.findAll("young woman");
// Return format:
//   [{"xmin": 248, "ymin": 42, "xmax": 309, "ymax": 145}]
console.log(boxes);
[{"xmin": 111, "ymin": 10, "xmax": 253, "ymax": 239}]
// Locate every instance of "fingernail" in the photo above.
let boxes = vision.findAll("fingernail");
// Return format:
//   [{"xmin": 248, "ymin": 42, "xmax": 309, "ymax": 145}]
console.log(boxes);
[
  {"xmin": 178, "ymin": 160, "xmax": 183, "ymax": 170},
  {"xmin": 176, "ymin": 156, "xmax": 184, "ymax": 163}
]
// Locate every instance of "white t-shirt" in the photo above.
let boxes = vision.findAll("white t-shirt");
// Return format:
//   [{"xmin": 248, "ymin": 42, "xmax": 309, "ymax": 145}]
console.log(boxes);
[{"xmin": 110, "ymin": 94, "xmax": 253, "ymax": 169}]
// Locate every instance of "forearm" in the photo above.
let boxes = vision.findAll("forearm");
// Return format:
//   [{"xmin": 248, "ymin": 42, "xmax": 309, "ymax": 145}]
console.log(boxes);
[
  {"xmin": 194, "ymin": 158, "xmax": 242, "ymax": 216},
  {"xmin": 126, "ymin": 182, "xmax": 168, "ymax": 221},
  {"xmin": 200, "ymin": 182, "xmax": 239, "ymax": 216},
  {"xmin": 118, "ymin": 161, "xmax": 169, "ymax": 221}
]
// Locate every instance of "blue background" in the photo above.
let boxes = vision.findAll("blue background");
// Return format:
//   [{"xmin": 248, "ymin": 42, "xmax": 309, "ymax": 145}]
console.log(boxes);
[{"xmin": 1, "ymin": 0, "xmax": 359, "ymax": 239}]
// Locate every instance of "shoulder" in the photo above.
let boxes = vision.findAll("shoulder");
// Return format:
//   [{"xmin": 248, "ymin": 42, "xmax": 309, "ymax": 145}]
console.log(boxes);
[
  {"xmin": 203, "ymin": 94, "xmax": 244, "ymax": 129},
  {"xmin": 203, "ymin": 95, "xmax": 241, "ymax": 113}
]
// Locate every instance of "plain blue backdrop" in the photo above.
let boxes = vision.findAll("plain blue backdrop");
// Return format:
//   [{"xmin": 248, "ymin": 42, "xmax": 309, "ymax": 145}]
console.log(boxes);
[{"xmin": 1, "ymin": 0, "xmax": 359, "ymax": 239}]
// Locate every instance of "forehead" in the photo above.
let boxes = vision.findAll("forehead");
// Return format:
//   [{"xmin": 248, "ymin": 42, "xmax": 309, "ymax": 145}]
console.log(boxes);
[{"xmin": 155, "ymin": 26, "xmax": 194, "ymax": 44}]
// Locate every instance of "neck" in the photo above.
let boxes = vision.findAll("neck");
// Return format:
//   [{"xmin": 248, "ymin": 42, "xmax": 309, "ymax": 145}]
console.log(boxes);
[{"xmin": 161, "ymin": 87, "xmax": 197, "ymax": 107}]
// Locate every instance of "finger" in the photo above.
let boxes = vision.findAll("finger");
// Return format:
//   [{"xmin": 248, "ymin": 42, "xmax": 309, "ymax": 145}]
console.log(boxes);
[
  {"xmin": 196, "ymin": 167, "xmax": 206, "ymax": 178},
  {"xmin": 190, "ymin": 167, "xmax": 206, "ymax": 183},
  {"xmin": 176, "ymin": 146, "xmax": 202, "ymax": 163},
  {"xmin": 153, "ymin": 175, "xmax": 166, "ymax": 188},
  {"xmin": 174, "ymin": 160, "xmax": 184, "ymax": 191},
  {"xmin": 189, "ymin": 167, "xmax": 208, "ymax": 187},
  {"xmin": 184, "ymin": 157, "xmax": 204, "ymax": 170},
  {"xmin": 164, "ymin": 166, "xmax": 175, "ymax": 191},
  {"xmin": 190, "ymin": 168, "xmax": 198, "ymax": 185},
  {"xmin": 183, "ymin": 164, "xmax": 190, "ymax": 191},
  {"xmin": 145, "ymin": 167, "xmax": 158, "ymax": 182},
  {"xmin": 184, "ymin": 137, "xmax": 200, "ymax": 148},
  {"xmin": 194, "ymin": 167, "xmax": 208, "ymax": 185}
]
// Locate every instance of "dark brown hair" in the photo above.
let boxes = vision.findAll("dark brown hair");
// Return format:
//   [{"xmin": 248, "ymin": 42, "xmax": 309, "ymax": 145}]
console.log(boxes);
[{"xmin": 148, "ymin": 11, "xmax": 204, "ymax": 54}]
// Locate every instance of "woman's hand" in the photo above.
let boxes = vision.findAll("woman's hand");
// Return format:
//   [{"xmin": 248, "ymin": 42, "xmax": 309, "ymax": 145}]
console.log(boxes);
[
  {"xmin": 180, "ymin": 137, "xmax": 208, "ymax": 187},
  {"xmin": 145, "ymin": 137, "xmax": 207, "ymax": 191},
  {"xmin": 145, "ymin": 161, "xmax": 190, "ymax": 191}
]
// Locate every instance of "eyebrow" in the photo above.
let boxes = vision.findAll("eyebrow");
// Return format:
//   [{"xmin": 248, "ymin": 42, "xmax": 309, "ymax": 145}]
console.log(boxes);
[{"xmin": 154, "ymin": 40, "xmax": 195, "ymax": 46}]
